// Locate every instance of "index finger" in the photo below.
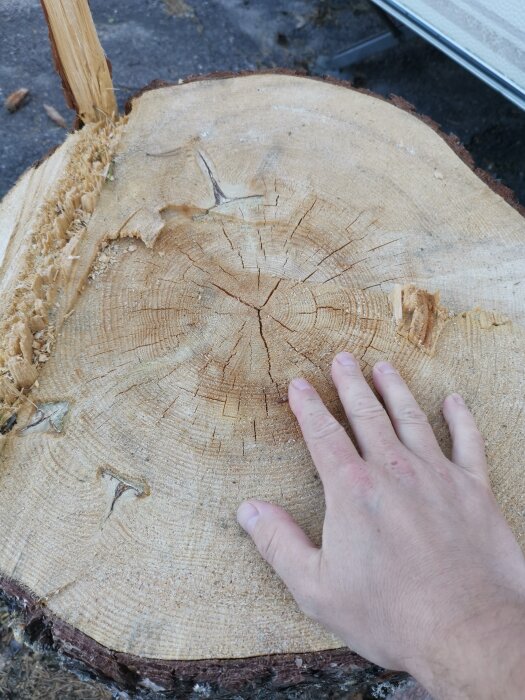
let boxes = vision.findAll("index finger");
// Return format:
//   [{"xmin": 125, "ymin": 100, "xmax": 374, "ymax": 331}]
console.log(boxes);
[{"xmin": 288, "ymin": 377, "xmax": 370, "ymax": 499}]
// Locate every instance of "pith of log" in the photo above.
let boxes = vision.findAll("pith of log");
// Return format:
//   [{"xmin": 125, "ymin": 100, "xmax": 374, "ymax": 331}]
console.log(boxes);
[{"xmin": 0, "ymin": 67, "xmax": 524, "ymax": 694}]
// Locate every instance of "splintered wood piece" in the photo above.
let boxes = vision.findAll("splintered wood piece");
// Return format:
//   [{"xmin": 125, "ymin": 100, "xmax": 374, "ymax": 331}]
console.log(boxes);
[
  {"xmin": 43, "ymin": 102, "xmax": 67, "ymax": 129},
  {"xmin": 41, "ymin": 0, "xmax": 117, "ymax": 123},
  {"xmin": 0, "ymin": 74, "xmax": 524, "ymax": 691},
  {"xmin": 392, "ymin": 283, "xmax": 449, "ymax": 354},
  {"xmin": 0, "ymin": 120, "xmax": 122, "ymax": 398}
]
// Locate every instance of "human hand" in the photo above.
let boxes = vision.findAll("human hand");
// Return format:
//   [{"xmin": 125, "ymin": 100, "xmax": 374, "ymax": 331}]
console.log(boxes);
[{"xmin": 237, "ymin": 353, "xmax": 525, "ymax": 699}]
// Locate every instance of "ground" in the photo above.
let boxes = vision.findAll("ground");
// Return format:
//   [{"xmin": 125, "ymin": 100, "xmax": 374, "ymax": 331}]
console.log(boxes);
[
  {"xmin": 0, "ymin": 0, "xmax": 523, "ymax": 698},
  {"xmin": 1, "ymin": 0, "xmax": 524, "ymax": 204}
]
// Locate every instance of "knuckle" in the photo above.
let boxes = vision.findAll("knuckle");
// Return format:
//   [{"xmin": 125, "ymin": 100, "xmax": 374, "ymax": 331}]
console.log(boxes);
[
  {"xmin": 394, "ymin": 404, "xmax": 429, "ymax": 426},
  {"xmin": 375, "ymin": 434, "xmax": 398, "ymax": 453},
  {"xmin": 347, "ymin": 396, "xmax": 385, "ymax": 422},
  {"xmin": 381, "ymin": 446, "xmax": 403, "ymax": 462},
  {"xmin": 383, "ymin": 451, "xmax": 415, "ymax": 477},
  {"xmin": 330, "ymin": 442, "xmax": 358, "ymax": 465},
  {"xmin": 346, "ymin": 459, "xmax": 374, "ymax": 493},
  {"xmin": 307, "ymin": 411, "xmax": 344, "ymax": 441},
  {"xmin": 256, "ymin": 523, "xmax": 281, "ymax": 565}
]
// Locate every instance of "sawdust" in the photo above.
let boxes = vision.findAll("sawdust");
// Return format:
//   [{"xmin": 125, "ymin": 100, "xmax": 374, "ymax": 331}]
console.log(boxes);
[{"xmin": 88, "ymin": 241, "xmax": 123, "ymax": 281}]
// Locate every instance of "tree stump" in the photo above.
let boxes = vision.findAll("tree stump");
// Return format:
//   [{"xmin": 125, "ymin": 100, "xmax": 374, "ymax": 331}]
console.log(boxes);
[{"xmin": 1, "ymin": 72, "xmax": 524, "ymax": 694}]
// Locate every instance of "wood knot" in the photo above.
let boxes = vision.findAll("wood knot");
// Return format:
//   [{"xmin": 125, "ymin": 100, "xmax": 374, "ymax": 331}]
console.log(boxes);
[{"xmin": 19, "ymin": 401, "xmax": 69, "ymax": 435}]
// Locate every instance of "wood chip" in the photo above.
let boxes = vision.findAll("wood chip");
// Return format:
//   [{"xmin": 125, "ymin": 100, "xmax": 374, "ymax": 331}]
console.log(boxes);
[
  {"xmin": 43, "ymin": 103, "xmax": 68, "ymax": 129},
  {"xmin": 164, "ymin": 0, "xmax": 195, "ymax": 17},
  {"xmin": 4, "ymin": 88, "xmax": 30, "ymax": 112}
]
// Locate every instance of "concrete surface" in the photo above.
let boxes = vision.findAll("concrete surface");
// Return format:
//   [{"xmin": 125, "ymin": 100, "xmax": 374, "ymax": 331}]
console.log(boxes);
[{"xmin": 0, "ymin": 0, "xmax": 523, "ymax": 698}]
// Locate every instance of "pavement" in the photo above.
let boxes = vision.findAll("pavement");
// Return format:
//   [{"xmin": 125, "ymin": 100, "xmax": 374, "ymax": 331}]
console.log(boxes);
[{"xmin": 1, "ymin": 0, "xmax": 524, "ymax": 204}]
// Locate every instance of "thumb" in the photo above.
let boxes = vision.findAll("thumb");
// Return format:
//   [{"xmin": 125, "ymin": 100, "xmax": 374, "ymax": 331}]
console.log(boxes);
[{"xmin": 237, "ymin": 499, "xmax": 319, "ymax": 600}]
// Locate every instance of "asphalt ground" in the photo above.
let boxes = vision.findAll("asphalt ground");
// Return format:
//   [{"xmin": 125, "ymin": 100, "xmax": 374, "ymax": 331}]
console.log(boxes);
[{"xmin": 1, "ymin": 0, "xmax": 524, "ymax": 204}]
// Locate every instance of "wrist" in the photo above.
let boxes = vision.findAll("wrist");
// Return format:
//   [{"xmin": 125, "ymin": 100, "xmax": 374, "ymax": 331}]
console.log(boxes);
[{"xmin": 407, "ymin": 594, "xmax": 525, "ymax": 699}]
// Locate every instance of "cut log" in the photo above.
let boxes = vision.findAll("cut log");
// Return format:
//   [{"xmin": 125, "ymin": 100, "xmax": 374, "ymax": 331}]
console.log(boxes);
[{"xmin": 0, "ymin": 72, "xmax": 524, "ymax": 693}]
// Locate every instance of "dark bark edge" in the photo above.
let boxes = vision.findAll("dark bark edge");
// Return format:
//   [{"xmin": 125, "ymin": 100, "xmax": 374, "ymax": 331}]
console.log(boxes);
[
  {"xmin": 124, "ymin": 69, "xmax": 525, "ymax": 218},
  {"xmin": 0, "ymin": 574, "xmax": 374, "ymax": 693}
]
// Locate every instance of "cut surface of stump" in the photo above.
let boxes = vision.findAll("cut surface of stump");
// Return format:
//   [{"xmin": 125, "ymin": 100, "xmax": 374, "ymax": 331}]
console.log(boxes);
[{"xmin": 0, "ymin": 74, "xmax": 524, "ymax": 686}]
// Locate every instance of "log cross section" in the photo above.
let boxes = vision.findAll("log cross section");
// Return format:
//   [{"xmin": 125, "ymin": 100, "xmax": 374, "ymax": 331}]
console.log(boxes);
[{"xmin": 0, "ymin": 74, "xmax": 524, "ymax": 691}]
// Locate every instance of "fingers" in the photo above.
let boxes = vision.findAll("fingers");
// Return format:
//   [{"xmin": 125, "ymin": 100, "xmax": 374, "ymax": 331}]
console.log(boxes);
[
  {"xmin": 288, "ymin": 377, "xmax": 366, "ymax": 497},
  {"xmin": 372, "ymin": 361, "xmax": 441, "ymax": 460},
  {"xmin": 330, "ymin": 352, "xmax": 398, "ymax": 460},
  {"xmin": 237, "ymin": 499, "xmax": 320, "ymax": 605},
  {"xmin": 442, "ymin": 393, "xmax": 489, "ymax": 483}
]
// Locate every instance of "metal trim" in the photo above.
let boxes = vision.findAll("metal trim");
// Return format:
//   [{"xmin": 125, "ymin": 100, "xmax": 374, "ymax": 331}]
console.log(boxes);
[{"xmin": 371, "ymin": 0, "xmax": 525, "ymax": 111}]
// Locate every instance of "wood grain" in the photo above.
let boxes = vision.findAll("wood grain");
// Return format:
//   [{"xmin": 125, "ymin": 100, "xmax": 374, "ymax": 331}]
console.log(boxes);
[{"xmin": 41, "ymin": 0, "xmax": 117, "ymax": 123}]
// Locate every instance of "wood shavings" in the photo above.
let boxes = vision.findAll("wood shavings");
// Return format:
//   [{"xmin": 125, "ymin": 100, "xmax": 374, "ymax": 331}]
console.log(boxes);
[
  {"xmin": 0, "ymin": 118, "xmax": 123, "ymax": 404},
  {"xmin": 7, "ymin": 357, "xmax": 38, "ymax": 389}
]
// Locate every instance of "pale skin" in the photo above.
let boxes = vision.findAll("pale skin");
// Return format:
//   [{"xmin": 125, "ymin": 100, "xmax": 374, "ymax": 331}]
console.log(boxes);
[{"xmin": 237, "ymin": 352, "xmax": 525, "ymax": 700}]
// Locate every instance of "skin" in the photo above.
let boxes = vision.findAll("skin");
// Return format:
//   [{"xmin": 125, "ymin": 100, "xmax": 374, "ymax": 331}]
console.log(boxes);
[{"xmin": 237, "ymin": 352, "xmax": 525, "ymax": 699}]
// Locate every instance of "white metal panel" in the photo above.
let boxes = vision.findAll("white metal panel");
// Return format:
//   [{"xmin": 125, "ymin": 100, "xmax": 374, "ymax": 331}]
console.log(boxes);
[{"xmin": 373, "ymin": 0, "xmax": 525, "ymax": 110}]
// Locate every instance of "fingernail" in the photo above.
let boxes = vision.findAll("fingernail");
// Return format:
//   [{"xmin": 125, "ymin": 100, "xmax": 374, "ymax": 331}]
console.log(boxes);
[
  {"xmin": 291, "ymin": 377, "xmax": 310, "ymax": 391},
  {"xmin": 335, "ymin": 351, "xmax": 356, "ymax": 366},
  {"xmin": 237, "ymin": 501, "xmax": 260, "ymax": 534},
  {"xmin": 375, "ymin": 361, "xmax": 397, "ymax": 374},
  {"xmin": 451, "ymin": 393, "xmax": 465, "ymax": 405}
]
